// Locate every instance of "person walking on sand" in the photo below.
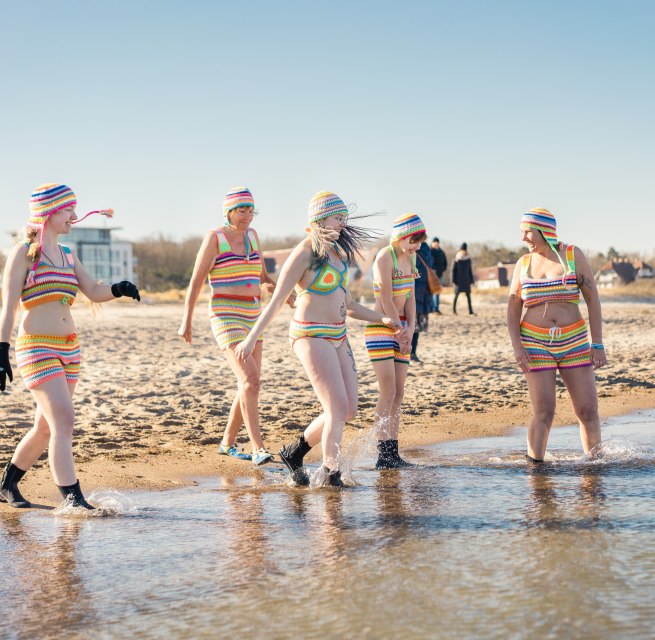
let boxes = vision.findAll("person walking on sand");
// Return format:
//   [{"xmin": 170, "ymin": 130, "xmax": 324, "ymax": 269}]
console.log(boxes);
[
  {"xmin": 178, "ymin": 187, "xmax": 294, "ymax": 466},
  {"xmin": 410, "ymin": 239, "xmax": 434, "ymax": 364},
  {"xmin": 451, "ymin": 242, "xmax": 475, "ymax": 315},
  {"xmin": 0, "ymin": 184, "xmax": 140, "ymax": 510},
  {"xmin": 366, "ymin": 214, "xmax": 426, "ymax": 468},
  {"xmin": 429, "ymin": 237, "xmax": 447, "ymax": 314},
  {"xmin": 507, "ymin": 208, "xmax": 606, "ymax": 462},
  {"xmin": 235, "ymin": 192, "xmax": 402, "ymax": 487}
]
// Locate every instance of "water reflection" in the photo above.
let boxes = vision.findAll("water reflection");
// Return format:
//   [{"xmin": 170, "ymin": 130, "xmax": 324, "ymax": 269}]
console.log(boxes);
[
  {"xmin": 0, "ymin": 416, "xmax": 654, "ymax": 639},
  {"xmin": 0, "ymin": 516, "xmax": 96, "ymax": 637}
]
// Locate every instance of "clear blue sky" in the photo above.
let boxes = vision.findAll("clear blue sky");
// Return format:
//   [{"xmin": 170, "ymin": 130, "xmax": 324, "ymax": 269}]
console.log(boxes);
[{"xmin": 1, "ymin": 0, "xmax": 653, "ymax": 255}]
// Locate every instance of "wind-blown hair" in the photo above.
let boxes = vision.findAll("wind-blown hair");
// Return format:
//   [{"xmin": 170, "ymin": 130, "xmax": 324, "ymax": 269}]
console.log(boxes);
[{"xmin": 309, "ymin": 215, "xmax": 380, "ymax": 271}]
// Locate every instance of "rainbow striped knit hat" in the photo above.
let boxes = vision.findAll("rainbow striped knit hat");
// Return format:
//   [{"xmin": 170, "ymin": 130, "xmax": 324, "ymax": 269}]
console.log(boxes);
[
  {"xmin": 223, "ymin": 187, "xmax": 254, "ymax": 225},
  {"xmin": 308, "ymin": 191, "xmax": 348, "ymax": 224},
  {"xmin": 520, "ymin": 208, "xmax": 557, "ymax": 245},
  {"xmin": 391, "ymin": 213, "xmax": 426, "ymax": 241},
  {"xmin": 26, "ymin": 183, "xmax": 113, "ymax": 281},
  {"xmin": 28, "ymin": 184, "xmax": 78, "ymax": 228}
]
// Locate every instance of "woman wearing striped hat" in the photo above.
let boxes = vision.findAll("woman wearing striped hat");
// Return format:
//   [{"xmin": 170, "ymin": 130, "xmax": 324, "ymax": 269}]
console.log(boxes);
[
  {"xmin": 235, "ymin": 192, "xmax": 400, "ymax": 487},
  {"xmin": 178, "ymin": 187, "xmax": 290, "ymax": 466},
  {"xmin": 365, "ymin": 214, "xmax": 426, "ymax": 468},
  {"xmin": 507, "ymin": 207, "xmax": 606, "ymax": 462},
  {"xmin": 0, "ymin": 184, "xmax": 140, "ymax": 510}
]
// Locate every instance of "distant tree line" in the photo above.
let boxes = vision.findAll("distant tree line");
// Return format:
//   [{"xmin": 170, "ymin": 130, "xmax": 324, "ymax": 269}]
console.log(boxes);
[{"xmin": 131, "ymin": 234, "xmax": 653, "ymax": 292}]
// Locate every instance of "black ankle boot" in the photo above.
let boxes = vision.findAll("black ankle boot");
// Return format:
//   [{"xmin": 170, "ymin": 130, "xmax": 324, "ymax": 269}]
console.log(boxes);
[
  {"xmin": 1, "ymin": 462, "xmax": 32, "ymax": 508},
  {"xmin": 58, "ymin": 480, "xmax": 95, "ymax": 510},
  {"xmin": 390, "ymin": 440, "xmax": 412, "ymax": 467},
  {"xmin": 322, "ymin": 465, "xmax": 345, "ymax": 488},
  {"xmin": 279, "ymin": 435, "xmax": 312, "ymax": 486},
  {"xmin": 376, "ymin": 440, "xmax": 398, "ymax": 469}
]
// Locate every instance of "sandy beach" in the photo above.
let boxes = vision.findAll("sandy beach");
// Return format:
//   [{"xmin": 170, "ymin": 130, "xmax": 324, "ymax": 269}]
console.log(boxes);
[{"xmin": 2, "ymin": 295, "xmax": 654, "ymax": 505}]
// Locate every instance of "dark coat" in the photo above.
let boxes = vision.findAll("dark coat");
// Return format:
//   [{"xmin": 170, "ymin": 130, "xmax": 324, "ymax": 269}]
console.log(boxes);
[
  {"xmin": 430, "ymin": 246, "xmax": 447, "ymax": 277},
  {"xmin": 414, "ymin": 242, "xmax": 434, "ymax": 314},
  {"xmin": 451, "ymin": 251, "xmax": 474, "ymax": 292}
]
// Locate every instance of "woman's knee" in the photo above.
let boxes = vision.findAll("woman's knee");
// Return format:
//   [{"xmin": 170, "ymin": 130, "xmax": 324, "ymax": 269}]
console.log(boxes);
[
  {"xmin": 533, "ymin": 405, "xmax": 555, "ymax": 426},
  {"xmin": 241, "ymin": 373, "xmax": 261, "ymax": 395},
  {"xmin": 576, "ymin": 402, "xmax": 599, "ymax": 424},
  {"xmin": 326, "ymin": 398, "xmax": 350, "ymax": 424}
]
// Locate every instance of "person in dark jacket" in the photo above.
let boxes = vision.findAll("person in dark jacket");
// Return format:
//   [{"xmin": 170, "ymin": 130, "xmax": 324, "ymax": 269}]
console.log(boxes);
[
  {"xmin": 411, "ymin": 241, "xmax": 434, "ymax": 362},
  {"xmin": 429, "ymin": 237, "xmax": 447, "ymax": 314},
  {"xmin": 451, "ymin": 242, "xmax": 475, "ymax": 315}
]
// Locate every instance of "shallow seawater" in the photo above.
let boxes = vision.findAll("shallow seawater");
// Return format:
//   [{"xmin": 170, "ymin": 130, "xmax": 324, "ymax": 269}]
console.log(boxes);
[{"xmin": 1, "ymin": 412, "xmax": 655, "ymax": 639}]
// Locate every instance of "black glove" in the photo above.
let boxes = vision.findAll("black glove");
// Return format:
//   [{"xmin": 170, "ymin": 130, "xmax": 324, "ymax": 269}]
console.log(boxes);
[
  {"xmin": 0, "ymin": 342, "xmax": 13, "ymax": 392},
  {"xmin": 111, "ymin": 281, "xmax": 141, "ymax": 301}
]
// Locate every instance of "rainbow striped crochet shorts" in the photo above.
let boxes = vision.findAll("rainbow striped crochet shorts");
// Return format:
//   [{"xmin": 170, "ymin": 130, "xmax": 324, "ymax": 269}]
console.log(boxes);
[
  {"xmin": 364, "ymin": 317, "xmax": 409, "ymax": 365},
  {"xmin": 15, "ymin": 333, "xmax": 81, "ymax": 389},
  {"xmin": 210, "ymin": 295, "xmax": 263, "ymax": 350},
  {"xmin": 520, "ymin": 319, "xmax": 591, "ymax": 372},
  {"xmin": 289, "ymin": 320, "xmax": 347, "ymax": 349}
]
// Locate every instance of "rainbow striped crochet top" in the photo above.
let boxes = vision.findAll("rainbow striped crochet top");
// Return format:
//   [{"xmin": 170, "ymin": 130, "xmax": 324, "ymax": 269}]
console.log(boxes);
[
  {"xmin": 20, "ymin": 245, "xmax": 78, "ymax": 310},
  {"xmin": 373, "ymin": 245, "xmax": 417, "ymax": 299},
  {"xmin": 520, "ymin": 245, "xmax": 580, "ymax": 307},
  {"xmin": 209, "ymin": 228, "xmax": 262, "ymax": 291}
]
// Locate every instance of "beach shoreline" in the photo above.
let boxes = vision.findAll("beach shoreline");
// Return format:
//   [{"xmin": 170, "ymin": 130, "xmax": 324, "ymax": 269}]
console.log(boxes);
[{"xmin": 2, "ymin": 301, "xmax": 653, "ymax": 506}]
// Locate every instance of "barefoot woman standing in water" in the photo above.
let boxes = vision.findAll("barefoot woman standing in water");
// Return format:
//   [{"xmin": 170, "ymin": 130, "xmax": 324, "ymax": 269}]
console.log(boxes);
[{"xmin": 507, "ymin": 207, "xmax": 606, "ymax": 462}]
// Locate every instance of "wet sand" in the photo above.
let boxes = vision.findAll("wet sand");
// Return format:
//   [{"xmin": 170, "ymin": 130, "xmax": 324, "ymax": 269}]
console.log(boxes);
[{"xmin": 2, "ymin": 297, "xmax": 654, "ymax": 504}]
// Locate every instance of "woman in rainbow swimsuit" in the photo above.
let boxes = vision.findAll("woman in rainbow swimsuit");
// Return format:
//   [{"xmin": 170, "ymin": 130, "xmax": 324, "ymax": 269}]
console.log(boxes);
[
  {"xmin": 235, "ymin": 192, "xmax": 402, "ymax": 487},
  {"xmin": 179, "ymin": 187, "xmax": 292, "ymax": 465},
  {"xmin": 0, "ymin": 184, "xmax": 140, "ymax": 510},
  {"xmin": 365, "ymin": 214, "xmax": 426, "ymax": 468},
  {"xmin": 507, "ymin": 208, "xmax": 607, "ymax": 462}
]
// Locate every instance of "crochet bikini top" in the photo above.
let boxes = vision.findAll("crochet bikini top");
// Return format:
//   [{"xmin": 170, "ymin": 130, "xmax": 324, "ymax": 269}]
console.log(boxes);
[
  {"xmin": 298, "ymin": 256, "xmax": 349, "ymax": 297},
  {"xmin": 520, "ymin": 244, "xmax": 580, "ymax": 307},
  {"xmin": 208, "ymin": 228, "xmax": 262, "ymax": 291},
  {"xmin": 373, "ymin": 246, "xmax": 417, "ymax": 299},
  {"xmin": 20, "ymin": 244, "xmax": 78, "ymax": 310}
]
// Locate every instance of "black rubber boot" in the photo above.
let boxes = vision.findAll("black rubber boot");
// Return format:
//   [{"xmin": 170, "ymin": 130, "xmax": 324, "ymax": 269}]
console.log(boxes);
[
  {"xmin": 376, "ymin": 440, "xmax": 398, "ymax": 469},
  {"xmin": 390, "ymin": 440, "xmax": 412, "ymax": 467},
  {"xmin": 525, "ymin": 454, "xmax": 544, "ymax": 464},
  {"xmin": 58, "ymin": 480, "xmax": 95, "ymax": 510},
  {"xmin": 322, "ymin": 466, "xmax": 345, "ymax": 488},
  {"xmin": 1, "ymin": 461, "xmax": 32, "ymax": 508},
  {"xmin": 279, "ymin": 435, "xmax": 311, "ymax": 486}
]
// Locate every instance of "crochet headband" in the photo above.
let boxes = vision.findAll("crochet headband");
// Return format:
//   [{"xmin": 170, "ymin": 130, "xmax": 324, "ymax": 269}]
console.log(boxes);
[
  {"xmin": 391, "ymin": 213, "xmax": 426, "ymax": 241},
  {"xmin": 308, "ymin": 191, "xmax": 349, "ymax": 224}
]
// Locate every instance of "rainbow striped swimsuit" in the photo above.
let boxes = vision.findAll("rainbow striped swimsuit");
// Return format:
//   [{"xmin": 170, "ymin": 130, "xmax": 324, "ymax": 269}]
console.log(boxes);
[
  {"xmin": 520, "ymin": 245, "xmax": 580, "ymax": 308},
  {"xmin": 364, "ymin": 317, "xmax": 409, "ymax": 365},
  {"xmin": 208, "ymin": 229, "xmax": 263, "ymax": 349},
  {"xmin": 15, "ymin": 333, "xmax": 81, "ymax": 389},
  {"xmin": 20, "ymin": 245, "xmax": 78, "ymax": 310},
  {"xmin": 288, "ymin": 320, "xmax": 347, "ymax": 348},
  {"xmin": 519, "ymin": 319, "xmax": 591, "ymax": 372},
  {"xmin": 208, "ymin": 229, "xmax": 262, "ymax": 291},
  {"xmin": 373, "ymin": 246, "xmax": 417, "ymax": 299}
]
